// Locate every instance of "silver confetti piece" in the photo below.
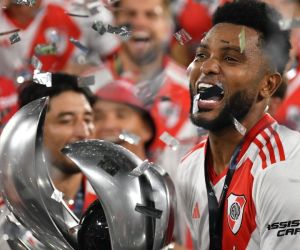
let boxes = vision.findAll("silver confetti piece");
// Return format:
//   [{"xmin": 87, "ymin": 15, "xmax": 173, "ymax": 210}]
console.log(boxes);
[
  {"xmin": 13, "ymin": 0, "xmax": 36, "ymax": 6},
  {"xmin": 119, "ymin": 130, "xmax": 141, "ymax": 145},
  {"xmin": 9, "ymin": 32, "xmax": 21, "ymax": 44},
  {"xmin": 233, "ymin": 117, "xmax": 247, "ymax": 136},
  {"xmin": 159, "ymin": 131, "xmax": 180, "ymax": 150},
  {"xmin": 129, "ymin": 159, "xmax": 152, "ymax": 177},
  {"xmin": 92, "ymin": 21, "xmax": 107, "ymax": 35}
]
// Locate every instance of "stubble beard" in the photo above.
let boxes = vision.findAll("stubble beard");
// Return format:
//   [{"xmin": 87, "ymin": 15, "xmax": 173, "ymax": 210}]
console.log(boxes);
[{"xmin": 190, "ymin": 90, "xmax": 256, "ymax": 132}]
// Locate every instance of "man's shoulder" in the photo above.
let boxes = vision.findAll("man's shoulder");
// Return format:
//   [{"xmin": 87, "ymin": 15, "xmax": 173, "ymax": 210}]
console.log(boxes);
[
  {"xmin": 164, "ymin": 57, "xmax": 189, "ymax": 88},
  {"xmin": 180, "ymin": 137, "xmax": 207, "ymax": 164}
]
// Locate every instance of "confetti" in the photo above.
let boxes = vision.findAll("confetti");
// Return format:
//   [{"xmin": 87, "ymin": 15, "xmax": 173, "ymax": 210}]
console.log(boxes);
[
  {"xmin": 0, "ymin": 29, "xmax": 20, "ymax": 36},
  {"xmin": 232, "ymin": 117, "xmax": 247, "ymax": 136},
  {"xmin": 238, "ymin": 27, "xmax": 246, "ymax": 53},
  {"xmin": 31, "ymin": 55, "xmax": 42, "ymax": 72},
  {"xmin": 9, "ymin": 33, "xmax": 21, "ymax": 44},
  {"xmin": 173, "ymin": 28, "xmax": 192, "ymax": 45},
  {"xmin": 192, "ymin": 93, "xmax": 200, "ymax": 114},
  {"xmin": 66, "ymin": 12, "xmax": 89, "ymax": 18},
  {"xmin": 34, "ymin": 43, "xmax": 57, "ymax": 55},
  {"xmin": 129, "ymin": 160, "xmax": 152, "ymax": 177},
  {"xmin": 119, "ymin": 130, "xmax": 141, "ymax": 145},
  {"xmin": 33, "ymin": 70, "xmax": 52, "ymax": 87},
  {"xmin": 135, "ymin": 204, "xmax": 163, "ymax": 219},
  {"xmin": 13, "ymin": 0, "xmax": 36, "ymax": 6},
  {"xmin": 77, "ymin": 75, "xmax": 95, "ymax": 87},
  {"xmin": 70, "ymin": 37, "xmax": 90, "ymax": 54},
  {"xmin": 92, "ymin": 21, "xmax": 132, "ymax": 38},
  {"xmin": 160, "ymin": 242, "xmax": 175, "ymax": 250},
  {"xmin": 92, "ymin": 21, "xmax": 107, "ymax": 35},
  {"xmin": 50, "ymin": 189, "xmax": 63, "ymax": 203},
  {"xmin": 159, "ymin": 131, "xmax": 180, "ymax": 150}
]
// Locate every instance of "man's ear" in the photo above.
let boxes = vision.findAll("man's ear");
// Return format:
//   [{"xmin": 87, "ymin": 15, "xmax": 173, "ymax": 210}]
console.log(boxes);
[{"xmin": 259, "ymin": 72, "xmax": 282, "ymax": 98}]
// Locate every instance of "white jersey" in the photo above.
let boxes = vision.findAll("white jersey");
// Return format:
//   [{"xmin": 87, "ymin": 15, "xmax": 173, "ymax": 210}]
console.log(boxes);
[
  {"xmin": 0, "ymin": 0, "xmax": 119, "ymax": 81},
  {"xmin": 176, "ymin": 114, "xmax": 300, "ymax": 249}
]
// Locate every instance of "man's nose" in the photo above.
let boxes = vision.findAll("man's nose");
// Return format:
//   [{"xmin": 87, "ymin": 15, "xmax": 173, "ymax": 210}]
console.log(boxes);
[
  {"xmin": 74, "ymin": 121, "xmax": 94, "ymax": 140},
  {"xmin": 200, "ymin": 57, "xmax": 221, "ymax": 75},
  {"xmin": 130, "ymin": 13, "xmax": 150, "ymax": 29}
]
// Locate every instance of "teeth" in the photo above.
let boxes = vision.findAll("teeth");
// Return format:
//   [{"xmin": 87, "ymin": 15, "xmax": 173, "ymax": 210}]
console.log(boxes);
[
  {"xmin": 197, "ymin": 83, "xmax": 214, "ymax": 90},
  {"xmin": 132, "ymin": 31, "xmax": 150, "ymax": 40}
]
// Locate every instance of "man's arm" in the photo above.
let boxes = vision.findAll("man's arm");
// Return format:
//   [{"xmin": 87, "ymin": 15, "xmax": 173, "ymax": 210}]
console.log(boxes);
[{"xmin": 253, "ymin": 159, "xmax": 300, "ymax": 249}]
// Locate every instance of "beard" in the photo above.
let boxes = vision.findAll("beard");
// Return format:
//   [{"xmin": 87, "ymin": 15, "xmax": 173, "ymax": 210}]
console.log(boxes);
[
  {"xmin": 123, "ymin": 41, "xmax": 166, "ymax": 66},
  {"xmin": 190, "ymin": 89, "xmax": 256, "ymax": 132}
]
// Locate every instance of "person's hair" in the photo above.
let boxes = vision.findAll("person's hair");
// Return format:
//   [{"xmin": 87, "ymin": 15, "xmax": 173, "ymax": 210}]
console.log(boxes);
[
  {"xmin": 131, "ymin": 105, "xmax": 156, "ymax": 152},
  {"xmin": 18, "ymin": 73, "xmax": 94, "ymax": 108},
  {"xmin": 212, "ymin": 0, "xmax": 291, "ymax": 75},
  {"xmin": 113, "ymin": 0, "xmax": 171, "ymax": 16}
]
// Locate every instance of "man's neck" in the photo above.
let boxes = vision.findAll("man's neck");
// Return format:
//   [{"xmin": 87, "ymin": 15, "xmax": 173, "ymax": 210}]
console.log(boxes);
[
  {"xmin": 118, "ymin": 48, "xmax": 164, "ymax": 82},
  {"xmin": 50, "ymin": 168, "xmax": 83, "ymax": 201},
  {"xmin": 207, "ymin": 106, "xmax": 267, "ymax": 175}
]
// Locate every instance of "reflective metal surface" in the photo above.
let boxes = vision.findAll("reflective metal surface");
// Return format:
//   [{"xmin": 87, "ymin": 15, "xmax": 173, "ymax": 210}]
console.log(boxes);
[
  {"xmin": 0, "ymin": 98, "xmax": 78, "ymax": 250},
  {"xmin": 62, "ymin": 140, "xmax": 176, "ymax": 250}
]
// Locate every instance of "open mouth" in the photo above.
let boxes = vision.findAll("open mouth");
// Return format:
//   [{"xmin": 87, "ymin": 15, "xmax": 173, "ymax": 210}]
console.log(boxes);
[
  {"xmin": 194, "ymin": 82, "xmax": 225, "ymax": 111},
  {"xmin": 131, "ymin": 31, "xmax": 151, "ymax": 43},
  {"xmin": 197, "ymin": 82, "xmax": 224, "ymax": 101}
]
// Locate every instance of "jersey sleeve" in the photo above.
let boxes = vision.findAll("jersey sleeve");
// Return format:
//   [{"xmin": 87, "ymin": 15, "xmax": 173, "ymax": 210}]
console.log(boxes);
[{"xmin": 253, "ymin": 159, "xmax": 300, "ymax": 249}]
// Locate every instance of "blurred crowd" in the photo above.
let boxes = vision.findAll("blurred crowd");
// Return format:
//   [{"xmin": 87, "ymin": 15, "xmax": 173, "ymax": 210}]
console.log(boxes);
[{"xmin": 1, "ymin": 0, "xmax": 300, "ymax": 249}]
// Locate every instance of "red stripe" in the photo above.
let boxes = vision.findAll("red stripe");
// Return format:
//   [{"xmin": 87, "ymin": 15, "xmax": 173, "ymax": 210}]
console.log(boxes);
[
  {"xmin": 269, "ymin": 126, "xmax": 285, "ymax": 161},
  {"xmin": 181, "ymin": 140, "xmax": 206, "ymax": 163},
  {"xmin": 253, "ymin": 138, "xmax": 267, "ymax": 169},
  {"xmin": 261, "ymin": 130, "xmax": 276, "ymax": 164}
]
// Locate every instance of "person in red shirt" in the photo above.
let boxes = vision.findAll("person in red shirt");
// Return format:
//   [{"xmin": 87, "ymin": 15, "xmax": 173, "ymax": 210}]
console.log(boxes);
[
  {"xmin": 0, "ymin": 76, "xmax": 18, "ymax": 134},
  {"xmin": 0, "ymin": 0, "xmax": 81, "ymax": 82}
]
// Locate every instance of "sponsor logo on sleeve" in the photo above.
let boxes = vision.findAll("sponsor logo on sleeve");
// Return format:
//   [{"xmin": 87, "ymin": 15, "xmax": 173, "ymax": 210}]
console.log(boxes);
[{"xmin": 267, "ymin": 220, "xmax": 300, "ymax": 237}]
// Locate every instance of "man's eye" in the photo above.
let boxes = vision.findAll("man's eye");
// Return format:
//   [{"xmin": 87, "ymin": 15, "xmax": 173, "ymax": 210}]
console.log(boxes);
[
  {"xmin": 59, "ymin": 119, "xmax": 72, "ymax": 124},
  {"xmin": 224, "ymin": 56, "xmax": 238, "ymax": 62},
  {"xmin": 195, "ymin": 53, "xmax": 207, "ymax": 60}
]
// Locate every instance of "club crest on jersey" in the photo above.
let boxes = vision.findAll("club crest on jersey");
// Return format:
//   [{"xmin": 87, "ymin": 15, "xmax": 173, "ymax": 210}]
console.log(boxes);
[{"xmin": 227, "ymin": 193, "xmax": 246, "ymax": 234}]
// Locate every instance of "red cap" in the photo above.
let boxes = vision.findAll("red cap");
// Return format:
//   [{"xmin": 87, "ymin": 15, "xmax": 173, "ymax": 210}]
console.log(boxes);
[
  {"xmin": 178, "ymin": 0, "xmax": 212, "ymax": 42},
  {"xmin": 95, "ymin": 79, "xmax": 145, "ymax": 111},
  {"xmin": 0, "ymin": 77, "xmax": 18, "ymax": 132}
]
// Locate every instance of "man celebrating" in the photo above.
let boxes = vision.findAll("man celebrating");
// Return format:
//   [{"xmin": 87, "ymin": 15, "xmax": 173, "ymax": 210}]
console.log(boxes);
[{"xmin": 176, "ymin": 1, "xmax": 300, "ymax": 249}]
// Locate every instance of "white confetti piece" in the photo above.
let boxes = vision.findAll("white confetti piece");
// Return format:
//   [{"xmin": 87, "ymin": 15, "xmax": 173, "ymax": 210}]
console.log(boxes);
[
  {"xmin": 159, "ymin": 131, "xmax": 180, "ymax": 150},
  {"xmin": 33, "ymin": 70, "xmax": 52, "ymax": 87},
  {"xmin": 51, "ymin": 189, "xmax": 63, "ymax": 203},
  {"xmin": 233, "ymin": 117, "xmax": 247, "ymax": 136},
  {"xmin": 173, "ymin": 28, "xmax": 192, "ymax": 45},
  {"xmin": 129, "ymin": 160, "xmax": 152, "ymax": 177},
  {"xmin": 238, "ymin": 27, "xmax": 246, "ymax": 53},
  {"xmin": 119, "ymin": 130, "xmax": 141, "ymax": 145}
]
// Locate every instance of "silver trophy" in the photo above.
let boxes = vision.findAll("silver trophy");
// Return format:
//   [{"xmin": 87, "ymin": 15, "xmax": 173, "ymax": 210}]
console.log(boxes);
[{"xmin": 0, "ymin": 97, "xmax": 176, "ymax": 249}]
